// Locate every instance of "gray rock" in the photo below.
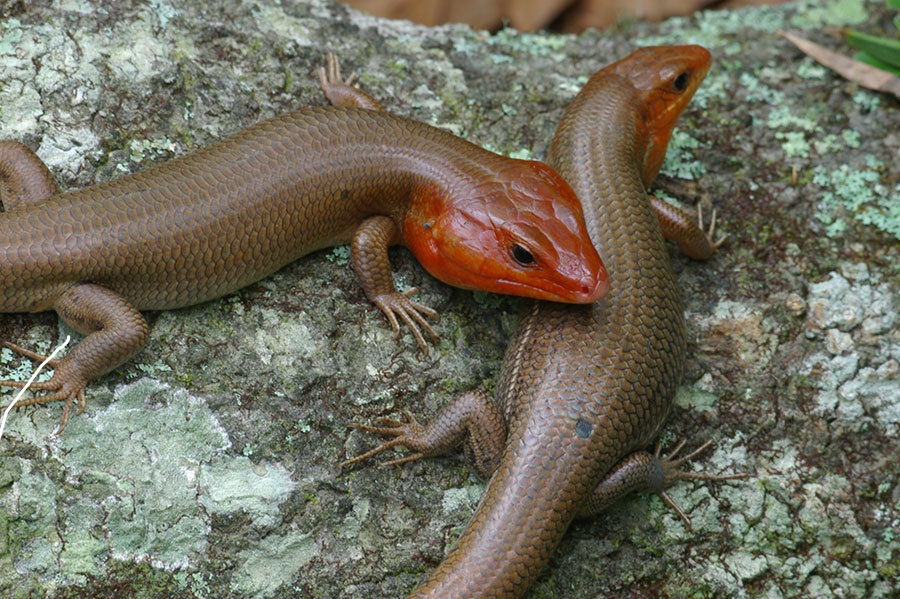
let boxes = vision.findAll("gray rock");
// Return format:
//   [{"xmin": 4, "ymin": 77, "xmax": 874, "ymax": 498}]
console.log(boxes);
[{"xmin": 0, "ymin": 0, "xmax": 897, "ymax": 597}]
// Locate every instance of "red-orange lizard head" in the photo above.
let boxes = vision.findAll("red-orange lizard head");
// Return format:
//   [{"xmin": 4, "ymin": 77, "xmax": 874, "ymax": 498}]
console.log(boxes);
[
  {"xmin": 403, "ymin": 158, "xmax": 608, "ymax": 304},
  {"xmin": 607, "ymin": 45, "xmax": 712, "ymax": 187}
]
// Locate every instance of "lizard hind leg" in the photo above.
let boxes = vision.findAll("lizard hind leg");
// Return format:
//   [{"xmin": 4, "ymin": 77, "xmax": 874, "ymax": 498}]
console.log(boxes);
[
  {"xmin": 653, "ymin": 440, "xmax": 749, "ymax": 528},
  {"xmin": 340, "ymin": 391, "xmax": 506, "ymax": 480},
  {"xmin": 576, "ymin": 440, "xmax": 748, "ymax": 529},
  {"xmin": 340, "ymin": 410, "xmax": 431, "ymax": 468}
]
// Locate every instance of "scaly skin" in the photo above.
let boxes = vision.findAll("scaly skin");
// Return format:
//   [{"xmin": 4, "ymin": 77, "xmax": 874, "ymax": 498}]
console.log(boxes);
[
  {"xmin": 0, "ymin": 56, "xmax": 609, "ymax": 430},
  {"xmin": 346, "ymin": 46, "xmax": 720, "ymax": 598}
]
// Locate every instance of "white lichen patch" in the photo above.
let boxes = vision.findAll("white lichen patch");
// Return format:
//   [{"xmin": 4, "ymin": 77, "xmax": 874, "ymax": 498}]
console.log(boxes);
[
  {"xmin": 36, "ymin": 129, "xmax": 102, "ymax": 174},
  {"xmin": 250, "ymin": 3, "xmax": 315, "ymax": 46},
  {"xmin": 1, "ymin": 378, "xmax": 294, "ymax": 585},
  {"xmin": 801, "ymin": 269, "xmax": 898, "ymax": 430},
  {"xmin": 441, "ymin": 484, "xmax": 483, "ymax": 515},
  {"xmin": 59, "ymin": 380, "xmax": 231, "ymax": 569},
  {"xmin": 253, "ymin": 315, "xmax": 318, "ymax": 366},
  {"xmin": 230, "ymin": 530, "xmax": 317, "ymax": 598},
  {"xmin": 199, "ymin": 456, "xmax": 294, "ymax": 529},
  {"xmin": 812, "ymin": 158, "xmax": 900, "ymax": 240},
  {"xmin": 99, "ymin": 14, "xmax": 170, "ymax": 82}
]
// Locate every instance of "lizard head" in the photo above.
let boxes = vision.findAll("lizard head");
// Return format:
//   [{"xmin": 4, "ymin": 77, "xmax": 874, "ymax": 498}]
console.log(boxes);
[
  {"xmin": 609, "ymin": 45, "xmax": 712, "ymax": 186},
  {"xmin": 403, "ymin": 158, "xmax": 608, "ymax": 304}
]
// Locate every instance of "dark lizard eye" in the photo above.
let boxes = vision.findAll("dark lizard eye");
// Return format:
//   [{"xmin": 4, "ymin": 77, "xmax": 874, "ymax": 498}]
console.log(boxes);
[
  {"xmin": 511, "ymin": 244, "xmax": 536, "ymax": 266},
  {"xmin": 673, "ymin": 72, "xmax": 690, "ymax": 91}
]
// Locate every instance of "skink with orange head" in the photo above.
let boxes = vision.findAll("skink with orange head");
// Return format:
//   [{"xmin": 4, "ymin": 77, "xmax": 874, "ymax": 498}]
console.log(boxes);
[
  {"xmin": 0, "ymin": 56, "xmax": 608, "ymax": 431},
  {"xmin": 344, "ymin": 46, "xmax": 739, "ymax": 599}
]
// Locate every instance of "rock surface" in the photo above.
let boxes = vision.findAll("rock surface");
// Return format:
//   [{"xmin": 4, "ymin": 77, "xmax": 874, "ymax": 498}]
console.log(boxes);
[{"xmin": 0, "ymin": 0, "xmax": 896, "ymax": 597}]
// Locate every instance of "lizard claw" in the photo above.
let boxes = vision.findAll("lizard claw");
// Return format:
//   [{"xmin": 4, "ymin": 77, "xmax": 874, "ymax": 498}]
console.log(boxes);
[
  {"xmin": 697, "ymin": 203, "xmax": 727, "ymax": 250},
  {"xmin": 341, "ymin": 409, "xmax": 427, "ymax": 468},
  {"xmin": 372, "ymin": 290, "xmax": 440, "ymax": 355},
  {"xmin": 0, "ymin": 340, "xmax": 85, "ymax": 432},
  {"xmin": 654, "ymin": 440, "xmax": 749, "ymax": 529},
  {"xmin": 315, "ymin": 52, "xmax": 383, "ymax": 111},
  {"xmin": 1, "ymin": 340, "xmax": 61, "ymax": 369},
  {"xmin": 316, "ymin": 51, "xmax": 357, "ymax": 95}
]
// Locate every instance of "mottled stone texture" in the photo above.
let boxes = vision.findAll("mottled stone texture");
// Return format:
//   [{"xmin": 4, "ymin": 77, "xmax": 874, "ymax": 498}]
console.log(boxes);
[{"xmin": 0, "ymin": 0, "xmax": 896, "ymax": 598}]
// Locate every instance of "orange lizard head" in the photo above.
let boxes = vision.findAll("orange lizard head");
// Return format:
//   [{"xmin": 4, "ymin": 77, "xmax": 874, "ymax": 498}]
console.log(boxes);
[
  {"xmin": 608, "ymin": 45, "xmax": 712, "ymax": 187},
  {"xmin": 403, "ymin": 158, "xmax": 608, "ymax": 304}
]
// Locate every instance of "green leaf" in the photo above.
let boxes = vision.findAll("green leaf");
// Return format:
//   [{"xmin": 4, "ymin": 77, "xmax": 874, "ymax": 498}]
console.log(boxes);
[
  {"xmin": 854, "ymin": 51, "xmax": 900, "ymax": 76},
  {"xmin": 845, "ymin": 29, "xmax": 900, "ymax": 68}
]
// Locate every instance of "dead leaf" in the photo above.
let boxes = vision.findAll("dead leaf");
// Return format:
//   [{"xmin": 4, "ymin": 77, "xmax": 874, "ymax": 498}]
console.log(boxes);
[
  {"xmin": 504, "ymin": 0, "xmax": 572, "ymax": 32},
  {"xmin": 556, "ymin": 0, "xmax": 714, "ymax": 32},
  {"xmin": 339, "ymin": 1, "xmax": 794, "ymax": 32},
  {"xmin": 778, "ymin": 30, "xmax": 900, "ymax": 98}
]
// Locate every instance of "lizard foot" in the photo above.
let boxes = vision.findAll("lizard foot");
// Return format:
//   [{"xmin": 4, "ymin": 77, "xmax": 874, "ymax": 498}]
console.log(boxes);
[
  {"xmin": 341, "ymin": 391, "xmax": 503, "ymax": 478},
  {"xmin": 372, "ymin": 289, "xmax": 440, "ymax": 355},
  {"xmin": 315, "ymin": 52, "xmax": 383, "ymax": 111},
  {"xmin": 316, "ymin": 51, "xmax": 357, "ymax": 93},
  {"xmin": 0, "ymin": 340, "xmax": 86, "ymax": 432},
  {"xmin": 697, "ymin": 203, "xmax": 727, "ymax": 250},
  {"xmin": 341, "ymin": 410, "xmax": 428, "ymax": 468},
  {"xmin": 656, "ymin": 439, "xmax": 749, "ymax": 529}
]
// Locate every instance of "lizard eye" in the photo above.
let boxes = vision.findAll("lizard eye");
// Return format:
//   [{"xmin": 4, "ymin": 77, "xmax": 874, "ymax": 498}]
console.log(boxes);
[
  {"xmin": 673, "ymin": 71, "xmax": 690, "ymax": 91},
  {"xmin": 511, "ymin": 244, "xmax": 536, "ymax": 266}
]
